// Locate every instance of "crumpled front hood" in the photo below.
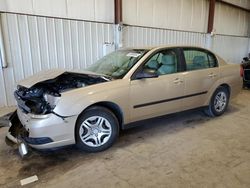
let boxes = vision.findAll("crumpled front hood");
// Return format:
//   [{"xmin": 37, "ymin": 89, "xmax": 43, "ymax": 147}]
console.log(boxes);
[
  {"xmin": 18, "ymin": 69, "xmax": 108, "ymax": 88},
  {"xmin": 15, "ymin": 69, "xmax": 110, "ymax": 114},
  {"xmin": 18, "ymin": 69, "xmax": 65, "ymax": 88}
]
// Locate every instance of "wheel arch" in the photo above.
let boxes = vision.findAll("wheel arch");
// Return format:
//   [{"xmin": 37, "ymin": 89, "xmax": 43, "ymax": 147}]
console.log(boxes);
[
  {"xmin": 204, "ymin": 83, "xmax": 231, "ymax": 117},
  {"xmin": 205, "ymin": 83, "xmax": 231, "ymax": 107},
  {"xmin": 75, "ymin": 101, "xmax": 124, "ymax": 137},
  {"xmin": 219, "ymin": 83, "xmax": 231, "ymax": 98}
]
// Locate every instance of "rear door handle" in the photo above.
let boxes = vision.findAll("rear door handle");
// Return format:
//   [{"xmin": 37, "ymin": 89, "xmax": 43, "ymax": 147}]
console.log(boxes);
[
  {"xmin": 208, "ymin": 73, "xmax": 217, "ymax": 78},
  {"xmin": 173, "ymin": 78, "xmax": 183, "ymax": 84}
]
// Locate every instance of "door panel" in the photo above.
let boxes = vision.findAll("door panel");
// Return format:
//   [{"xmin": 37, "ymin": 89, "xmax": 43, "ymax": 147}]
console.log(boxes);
[
  {"xmin": 182, "ymin": 68, "xmax": 219, "ymax": 110},
  {"xmin": 181, "ymin": 48, "xmax": 219, "ymax": 110},
  {"xmin": 129, "ymin": 73, "xmax": 184, "ymax": 122}
]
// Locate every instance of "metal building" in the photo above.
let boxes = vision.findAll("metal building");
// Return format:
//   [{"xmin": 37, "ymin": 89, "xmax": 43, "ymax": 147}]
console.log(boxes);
[{"xmin": 0, "ymin": 0, "xmax": 249, "ymax": 107}]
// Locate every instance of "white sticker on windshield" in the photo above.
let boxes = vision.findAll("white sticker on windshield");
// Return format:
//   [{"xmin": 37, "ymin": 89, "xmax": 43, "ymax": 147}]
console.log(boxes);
[{"xmin": 126, "ymin": 52, "xmax": 141, "ymax": 58}]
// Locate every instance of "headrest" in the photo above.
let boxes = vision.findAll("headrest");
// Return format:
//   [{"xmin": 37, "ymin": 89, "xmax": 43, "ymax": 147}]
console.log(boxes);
[
  {"xmin": 161, "ymin": 55, "xmax": 175, "ymax": 65},
  {"xmin": 193, "ymin": 56, "xmax": 205, "ymax": 66},
  {"xmin": 147, "ymin": 60, "xmax": 159, "ymax": 69}
]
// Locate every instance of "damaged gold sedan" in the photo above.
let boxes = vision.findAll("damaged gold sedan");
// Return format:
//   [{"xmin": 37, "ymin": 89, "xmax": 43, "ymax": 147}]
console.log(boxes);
[{"xmin": 6, "ymin": 46, "xmax": 241, "ymax": 156}]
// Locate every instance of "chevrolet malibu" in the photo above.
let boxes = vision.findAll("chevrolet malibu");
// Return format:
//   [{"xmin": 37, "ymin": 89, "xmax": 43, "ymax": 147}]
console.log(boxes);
[{"xmin": 6, "ymin": 46, "xmax": 241, "ymax": 155}]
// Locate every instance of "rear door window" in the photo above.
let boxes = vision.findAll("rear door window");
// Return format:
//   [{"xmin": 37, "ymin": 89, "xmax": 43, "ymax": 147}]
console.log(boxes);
[{"xmin": 183, "ymin": 49, "xmax": 217, "ymax": 71}]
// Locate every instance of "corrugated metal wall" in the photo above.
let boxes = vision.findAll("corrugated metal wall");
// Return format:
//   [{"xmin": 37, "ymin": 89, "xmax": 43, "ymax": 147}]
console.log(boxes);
[
  {"xmin": 122, "ymin": 0, "xmax": 209, "ymax": 33},
  {"xmin": 122, "ymin": 0, "xmax": 250, "ymax": 37},
  {"xmin": 222, "ymin": 0, "xmax": 250, "ymax": 9},
  {"xmin": 0, "ymin": 0, "xmax": 114, "ymax": 23},
  {"xmin": 123, "ymin": 25, "xmax": 207, "ymax": 48},
  {"xmin": 212, "ymin": 35, "xmax": 250, "ymax": 63},
  {"xmin": 122, "ymin": 0, "xmax": 250, "ymax": 62},
  {"xmin": 0, "ymin": 0, "xmax": 249, "ymax": 107},
  {"xmin": 0, "ymin": 13, "xmax": 114, "ymax": 107},
  {"xmin": 214, "ymin": 2, "xmax": 249, "ymax": 36},
  {"xmin": 123, "ymin": 25, "xmax": 249, "ymax": 64}
]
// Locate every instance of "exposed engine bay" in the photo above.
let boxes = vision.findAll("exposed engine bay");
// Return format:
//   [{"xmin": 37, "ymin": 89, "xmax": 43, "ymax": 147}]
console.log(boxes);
[{"xmin": 15, "ymin": 72, "xmax": 109, "ymax": 115}]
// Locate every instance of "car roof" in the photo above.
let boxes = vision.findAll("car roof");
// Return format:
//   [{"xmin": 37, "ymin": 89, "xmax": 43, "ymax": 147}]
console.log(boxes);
[{"xmin": 121, "ymin": 45, "xmax": 210, "ymax": 51}]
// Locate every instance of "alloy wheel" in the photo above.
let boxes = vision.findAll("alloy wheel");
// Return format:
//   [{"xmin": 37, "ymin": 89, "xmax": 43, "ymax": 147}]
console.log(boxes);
[{"xmin": 214, "ymin": 91, "xmax": 227, "ymax": 112}]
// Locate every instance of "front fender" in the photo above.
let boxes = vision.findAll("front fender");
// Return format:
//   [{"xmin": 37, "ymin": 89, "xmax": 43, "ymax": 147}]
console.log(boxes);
[{"xmin": 53, "ymin": 79, "xmax": 130, "ymax": 123}]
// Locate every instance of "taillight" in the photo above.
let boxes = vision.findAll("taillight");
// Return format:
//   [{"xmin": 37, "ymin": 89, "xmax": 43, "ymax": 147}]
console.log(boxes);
[{"xmin": 240, "ymin": 65, "xmax": 244, "ymax": 77}]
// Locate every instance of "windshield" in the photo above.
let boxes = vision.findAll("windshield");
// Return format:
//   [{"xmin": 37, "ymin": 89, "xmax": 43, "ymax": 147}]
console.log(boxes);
[{"xmin": 86, "ymin": 49, "xmax": 148, "ymax": 79}]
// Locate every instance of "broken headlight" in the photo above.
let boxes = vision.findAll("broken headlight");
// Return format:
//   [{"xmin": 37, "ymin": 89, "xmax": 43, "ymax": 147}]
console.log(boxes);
[{"xmin": 44, "ymin": 94, "xmax": 60, "ymax": 109}]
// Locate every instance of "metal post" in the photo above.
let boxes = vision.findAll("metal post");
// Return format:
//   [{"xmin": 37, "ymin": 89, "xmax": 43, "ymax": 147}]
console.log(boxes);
[
  {"xmin": 0, "ymin": 14, "xmax": 7, "ymax": 68},
  {"xmin": 114, "ymin": 0, "xmax": 123, "ymax": 50},
  {"xmin": 206, "ymin": 0, "xmax": 216, "ymax": 50},
  {"xmin": 114, "ymin": 0, "xmax": 122, "ymax": 24},
  {"xmin": 207, "ymin": 0, "xmax": 216, "ymax": 34}
]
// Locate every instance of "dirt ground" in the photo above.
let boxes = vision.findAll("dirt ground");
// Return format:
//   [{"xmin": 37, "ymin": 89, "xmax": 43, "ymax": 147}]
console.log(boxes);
[{"xmin": 0, "ymin": 90, "xmax": 250, "ymax": 188}]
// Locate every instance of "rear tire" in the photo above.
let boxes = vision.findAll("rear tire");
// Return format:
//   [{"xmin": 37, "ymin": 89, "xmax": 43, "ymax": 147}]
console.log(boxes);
[
  {"xmin": 204, "ymin": 86, "xmax": 229, "ymax": 117},
  {"xmin": 75, "ymin": 106, "xmax": 119, "ymax": 152}
]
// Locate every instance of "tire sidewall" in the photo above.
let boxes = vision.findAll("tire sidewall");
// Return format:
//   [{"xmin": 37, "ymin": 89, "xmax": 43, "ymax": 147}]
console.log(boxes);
[{"xmin": 75, "ymin": 106, "xmax": 119, "ymax": 152}]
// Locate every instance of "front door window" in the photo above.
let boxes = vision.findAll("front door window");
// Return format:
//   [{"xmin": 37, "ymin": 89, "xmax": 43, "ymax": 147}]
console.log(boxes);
[{"xmin": 143, "ymin": 50, "xmax": 179, "ymax": 76}]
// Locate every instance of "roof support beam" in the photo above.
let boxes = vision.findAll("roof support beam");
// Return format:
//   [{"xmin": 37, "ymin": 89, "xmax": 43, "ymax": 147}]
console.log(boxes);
[
  {"xmin": 207, "ymin": 0, "xmax": 216, "ymax": 33},
  {"xmin": 217, "ymin": 0, "xmax": 250, "ymax": 12},
  {"xmin": 114, "ymin": 0, "xmax": 122, "ymax": 24}
]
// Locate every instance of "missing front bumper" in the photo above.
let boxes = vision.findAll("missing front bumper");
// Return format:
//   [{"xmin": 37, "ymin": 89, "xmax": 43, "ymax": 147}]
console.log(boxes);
[
  {"xmin": 6, "ymin": 110, "xmax": 53, "ymax": 157},
  {"xmin": 7, "ymin": 110, "xmax": 28, "ymax": 139},
  {"xmin": 5, "ymin": 110, "xmax": 29, "ymax": 156}
]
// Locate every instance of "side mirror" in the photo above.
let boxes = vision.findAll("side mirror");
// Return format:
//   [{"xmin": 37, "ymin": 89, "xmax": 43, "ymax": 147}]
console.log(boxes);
[{"xmin": 135, "ymin": 69, "xmax": 158, "ymax": 79}]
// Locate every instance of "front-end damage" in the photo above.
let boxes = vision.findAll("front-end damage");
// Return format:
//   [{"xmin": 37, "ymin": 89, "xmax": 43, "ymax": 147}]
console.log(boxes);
[
  {"xmin": 6, "ymin": 110, "xmax": 29, "ymax": 157},
  {"xmin": 6, "ymin": 71, "xmax": 109, "ymax": 156},
  {"xmin": 6, "ymin": 111, "xmax": 27, "ymax": 144},
  {"xmin": 15, "ymin": 72, "xmax": 109, "ymax": 115}
]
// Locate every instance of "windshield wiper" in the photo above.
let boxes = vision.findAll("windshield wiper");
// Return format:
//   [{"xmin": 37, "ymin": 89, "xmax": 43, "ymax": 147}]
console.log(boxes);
[{"xmin": 101, "ymin": 75, "xmax": 113, "ymax": 81}]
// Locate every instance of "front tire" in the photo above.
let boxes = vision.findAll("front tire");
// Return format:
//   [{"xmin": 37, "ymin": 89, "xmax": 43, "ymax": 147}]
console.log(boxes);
[
  {"xmin": 204, "ymin": 86, "xmax": 229, "ymax": 117},
  {"xmin": 75, "ymin": 106, "xmax": 119, "ymax": 152}
]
